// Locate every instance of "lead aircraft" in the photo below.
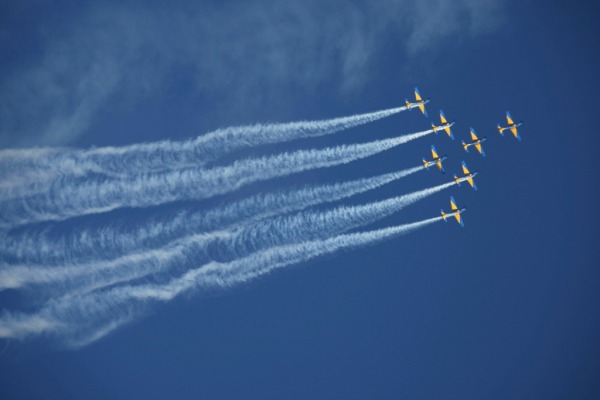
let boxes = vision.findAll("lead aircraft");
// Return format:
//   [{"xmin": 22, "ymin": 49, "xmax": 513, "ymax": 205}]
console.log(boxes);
[
  {"xmin": 453, "ymin": 161, "xmax": 478, "ymax": 190},
  {"xmin": 441, "ymin": 196, "xmax": 465, "ymax": 227},
  {"xmin": 497, "ymin": 111, "xmax": 523, "ymax": 141},
  {"xmin": 422, "ymin": 145, "xmax": 446, "ymax": 173},
  {"xmin": 405, "ymin": 87, "xmax": 429, "ymax": 117}
]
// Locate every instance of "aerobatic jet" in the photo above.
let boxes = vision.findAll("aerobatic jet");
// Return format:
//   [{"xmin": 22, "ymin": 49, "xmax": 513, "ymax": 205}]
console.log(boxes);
[
  {"xmin": 441, "ymin": 196, "xmax": 466, "ymax": 227},
  {"xmin": 461, "ymin": 128, "xmax": 487, "ymax": 156},
  {"xmin": 497, "ymin": 111, "xmax": 523, "ymax": 141},
  {"xmin": 453, "ymin": 161, "xmax": 478, "ymax": 190},
  {"xmin": 405, "ymin": 87, "xmax": 429, "ymax": 117},
  {"xmin": 431, "ymin": 110, "xmax": 455, "ymax": 140},
  {"xmin": 422, "ymin": 145, "xmax": 447, "ymax": 173}
]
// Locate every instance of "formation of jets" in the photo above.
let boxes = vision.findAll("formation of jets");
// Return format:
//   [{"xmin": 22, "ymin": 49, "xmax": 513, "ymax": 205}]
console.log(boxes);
[{"xmin": 405, "ymin": 87, "xmax": 524, "ymax": 227}]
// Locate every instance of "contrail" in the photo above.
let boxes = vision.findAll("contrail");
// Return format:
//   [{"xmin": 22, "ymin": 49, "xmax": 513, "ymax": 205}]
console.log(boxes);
[
  {"xmin": 0, "ymin": 106, "xmax": 407, "ymax": 197},
  {"xmin": 0, "ymin": 181, "xmax": 453, "ymax": 297},
  {"xmin": 0, "ymin": 216, "xmax": 442, "ymax": 347},
  {"xmin": 0, "ymin": 166, "xmax": 423, "ymax": 266},
  {"xmin": 0, "ymin": 128, "xmax": 434, "ymax": 228}
]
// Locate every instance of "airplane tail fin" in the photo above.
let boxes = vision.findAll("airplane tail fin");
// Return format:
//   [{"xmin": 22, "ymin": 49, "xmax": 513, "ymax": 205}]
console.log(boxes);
[
  {"xmin": 441, "ymin": 210, "xmax": 447, "ymax": 221},
  {"xmin": 454, "ymin": 174, "xmax": 460, "ymax": 186},
  {"xmin": 405, "ymin": 99, "xmax": 411, "ymax": 109},
  {"xmin": 462, "ymin": 141, "xmax": 468, "ymax": 152},
  {"xmin": 497, "ymin": 124, "xmax": 504, "ymax": 135},
  {"xmin": 422, "ymin": 158, "xmax": 428, "ymax": 169},
  {"xmin": 432, "ymin": 123, "xmax": 438, "ymax": 134}
]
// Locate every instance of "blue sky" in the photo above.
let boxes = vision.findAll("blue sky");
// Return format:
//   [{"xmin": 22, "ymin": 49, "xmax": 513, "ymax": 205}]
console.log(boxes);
[{"xmin": 1, "ymin": 1, "xmax": 599, "ymax": 399}]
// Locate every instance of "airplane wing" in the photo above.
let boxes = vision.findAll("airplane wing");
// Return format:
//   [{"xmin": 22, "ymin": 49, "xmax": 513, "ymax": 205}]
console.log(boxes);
[
  {"xmin": 455, "ymin": 212, "xmax": 463, "ymax": 226},
  {"xmin": 510, "ymin": 126, "xmax": 521, "ymax": 141},
  {"xmin": 436, "ymin": 161, "xmax": 445, "ymax": 173},
  {"xmin": 475, "ymin": 143, "xmax": 485, "ymax": 156},
  {"xmin": 440, "ymin": 110, "xmax": 448, "ymax": 125},
  {"xmin": 414, "ymin": 87, "xmax": 422, "ymax": 102},
  {"xmin": 470, "ymin": 128, "xmax": 479, "ymax": 142},
  {"xmin": 450, "ymin": 196, "xmax": 458, "ymax": 211},
  {"xmin": 461, "ymin": 161, "xmax": 470, "ymax": 175},
  {"xmin": 506, "ymin": 111, "xmax": 515, "ymax": 126},
  {"xmin": 467, "ymin": 177, "xmax": 477, "ymax": 190},
  {"xmin": 431, "ymin": 145, "xmax": 439, "ymax": 160}
]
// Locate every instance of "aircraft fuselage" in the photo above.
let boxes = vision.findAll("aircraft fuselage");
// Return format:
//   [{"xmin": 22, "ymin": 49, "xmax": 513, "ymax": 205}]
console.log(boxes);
[
  {"xmin": 441, "ymin": 208, "xmax": 466, "ymax": 222},
  {"xmin": 464, "ymin": 138, "xmax": 486, "ymax": 148},
  {"xmin": 407, "ymin": 99, "xmax": 429, "ymax": 109},
  {"xmin": 454, "ymin": 173, "xmax": 477, "ymax": 184},
  {"xmin": 424, "ymin": 155, "xmax": 447, "ymax": 169},
  {"xmin": 433, "ymin": 122, "xmax": 454, "ymax": 132},
  {"xmin": 500, "ymin": 122, "xmax": 522, "ymax": 132}
]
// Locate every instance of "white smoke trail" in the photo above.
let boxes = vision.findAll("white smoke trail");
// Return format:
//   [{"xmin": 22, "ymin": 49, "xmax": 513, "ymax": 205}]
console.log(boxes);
[
  {"xmin": 0, "ymin": 166, "xmax": 423, "ymax": 266},
  {"xmin": 0, "ymin": 129, "xmax": 433, "ymax": 228},
  {"xmin": 0, "ymin": 216, "xmax": 442, "ymax": 347},
  {"xmin": 0, "ymin": 182, "xmax": 453, "ymax": 301},
  {"xmin": 0, "ymin": 106, "xmax": 406, "ymax": 198}
]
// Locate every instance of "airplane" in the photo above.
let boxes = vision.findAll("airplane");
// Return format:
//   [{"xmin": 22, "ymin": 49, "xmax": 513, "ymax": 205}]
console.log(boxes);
[
  {"xmin": 497, "ymin": 111, "xmax": 523, "ymax": 141},
  {"xmin": 461, "ymin": 128, "xmax": 487, "ymax": 156},
  {"xmin": 405, "ymin": 87, "xmax": 430, "ymax": 117},
  {"xmin": 441, "ymin": 196, "xmax": 465, "ymax": 227},
  {"xmin": 453, "ymin": 161, "xmax": 478, "ymax": 190},
  {"xmin": 422, "ymin": 145, "xmax": 447, "ymax": 173},
  {"xmin": 431, "ymin": 110, "xmax": 455, "ymax": 140}
]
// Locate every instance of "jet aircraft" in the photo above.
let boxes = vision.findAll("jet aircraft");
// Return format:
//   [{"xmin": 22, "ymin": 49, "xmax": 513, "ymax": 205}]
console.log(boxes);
[
  {"xmin": 454, "ymin": 161, "xmax": 478, "ymax": 190},
  {"xmin": 405, "ymin": 87, "xmax": 429, "ymax": 117},
  {"xmin": 431, "ymin": 110, "xmax": 455, "ymax": 140},
  {"xmin": 441, "ymin": 196, "xmax": 465, "ymax": 227},
  {"xmin": 461, "ymin": 128, "xmax": 487, "ymax": 156},
  {"xmin": 497, "ymin": 111, "xmax": 523, "ymax": 141},
  {"xmin": 422, "ymin": 145, "xmax": 446, "ymax": 173}
]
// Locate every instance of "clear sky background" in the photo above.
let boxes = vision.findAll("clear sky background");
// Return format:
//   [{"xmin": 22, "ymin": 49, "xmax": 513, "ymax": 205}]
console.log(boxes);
[{"xmin": 1, "ymin": 1, "xmax": 599, "ymax": 399}]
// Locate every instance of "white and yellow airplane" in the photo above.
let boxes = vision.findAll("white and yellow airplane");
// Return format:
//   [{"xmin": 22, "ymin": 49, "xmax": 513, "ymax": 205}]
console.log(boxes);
[
  {"xmin": 441, "ymin": 196, "xmax": 465, "ymax": 227},
  {"xmin": 405, "ymin": 87, "xmax": 429, "ymax": 117},
  {"xmin": 431, "ymin": 110, "xmax": 454, "ymax": 140},
  {"xmin": 453, "ymin": 161, "xmax": 478, "ymax": 190},
  {"xmin": 422, "ymin": 145, "xmax": 446, "ymax": 173},
  {"xmin": 497, "ymin": 111, "xmax": 523, "ymax": 141},
  {"xmin": 461, "ymin": 128, "xmax": 487, "ymax": 157}
]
